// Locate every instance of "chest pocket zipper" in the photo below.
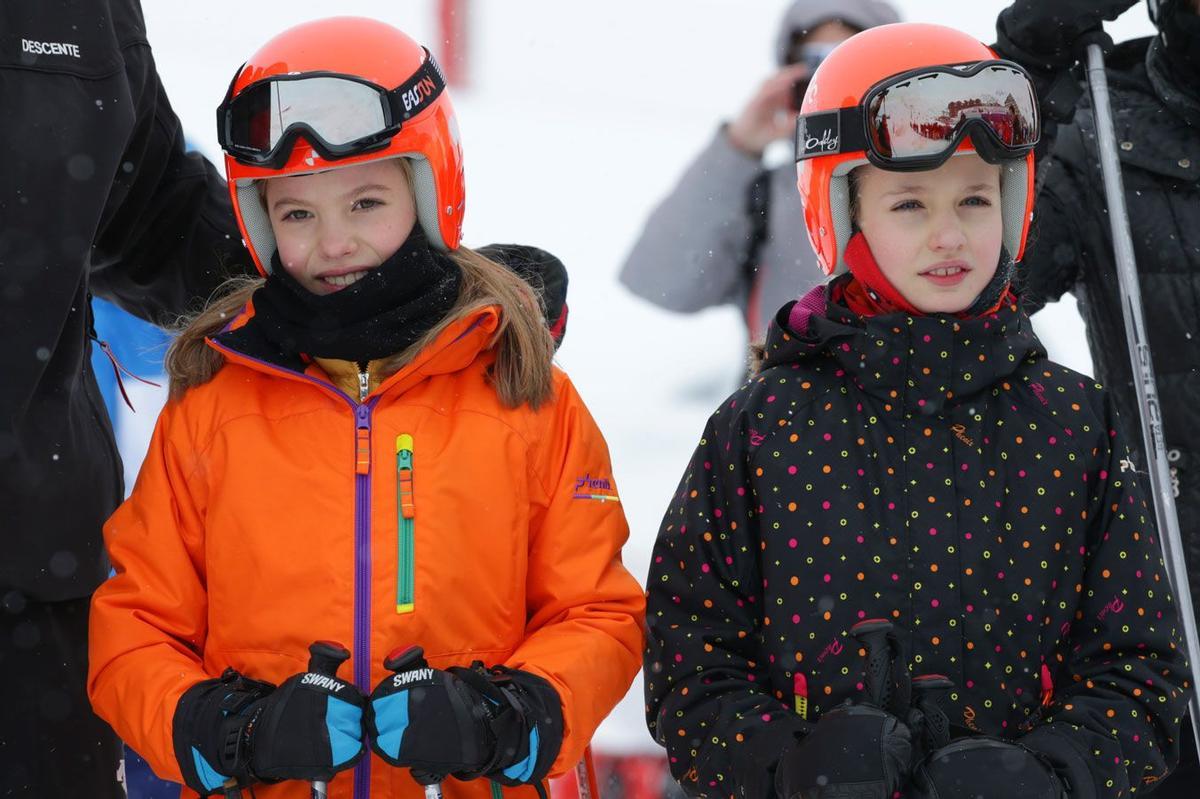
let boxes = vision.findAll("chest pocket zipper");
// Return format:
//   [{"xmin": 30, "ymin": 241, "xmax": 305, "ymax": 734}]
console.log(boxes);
[{"xmin": 396, "ymin": 434, "xmax": 416, "ymax": 614}]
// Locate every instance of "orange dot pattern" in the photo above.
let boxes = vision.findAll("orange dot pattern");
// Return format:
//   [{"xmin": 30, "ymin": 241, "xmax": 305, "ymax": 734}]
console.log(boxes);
[{"xmin": 644, "ymin": 294, "xmax": 1189, "ymax": 798}]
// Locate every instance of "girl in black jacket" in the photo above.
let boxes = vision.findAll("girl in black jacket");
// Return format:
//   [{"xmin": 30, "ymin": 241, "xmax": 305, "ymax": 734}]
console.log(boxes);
[{"xmin": 644, "ymin": 23, "xmax": 1191, "ymax": 799}]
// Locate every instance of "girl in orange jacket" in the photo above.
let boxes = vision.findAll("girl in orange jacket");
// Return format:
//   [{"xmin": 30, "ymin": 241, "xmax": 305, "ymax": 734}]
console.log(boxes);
[{"xmin": 86, "ymin": 17, "xmax": 644, "ymax": 799}]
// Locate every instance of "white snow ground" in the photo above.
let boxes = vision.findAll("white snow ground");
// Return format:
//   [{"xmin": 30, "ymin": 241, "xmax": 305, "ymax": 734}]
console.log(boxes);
[{"xmin": 136, "ymin": 0, "xmax": 1157, "ymax": 754}]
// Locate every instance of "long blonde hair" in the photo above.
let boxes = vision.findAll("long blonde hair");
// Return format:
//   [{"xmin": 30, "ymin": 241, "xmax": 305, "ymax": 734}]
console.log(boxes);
[{"xmin": 165, "ymin": 162, "xmax": 555, "ymax": 408}]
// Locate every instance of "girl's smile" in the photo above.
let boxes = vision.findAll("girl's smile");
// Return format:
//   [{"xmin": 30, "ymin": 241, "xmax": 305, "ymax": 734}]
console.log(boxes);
[{"xmin": 264, "ymin": 159, "xmax": 418, "ymax": 295}]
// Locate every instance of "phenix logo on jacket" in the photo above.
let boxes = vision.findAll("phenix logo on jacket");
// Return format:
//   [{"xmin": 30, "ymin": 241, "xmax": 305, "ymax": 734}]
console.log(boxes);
[{"xmin": 644, "ymin": 284, "xmax": 1191, "ymax": 799}]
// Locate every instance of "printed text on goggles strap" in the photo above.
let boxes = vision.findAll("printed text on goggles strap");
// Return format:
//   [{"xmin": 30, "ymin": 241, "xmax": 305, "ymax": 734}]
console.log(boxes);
[
  {"xmin": 795, "ymin": 60, "xmax": 1039, "ymax": 170},
  {"xmin": 217, "ymin": 50, "xmax": 447, "ymax": 168}
]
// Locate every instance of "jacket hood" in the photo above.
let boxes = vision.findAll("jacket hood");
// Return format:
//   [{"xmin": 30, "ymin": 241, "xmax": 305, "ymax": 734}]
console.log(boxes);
[
  {"xmin": 775, "ymin": 0, "xmax": 901, "ymax": 65},
  {"xmin": 758, "ymin": 280, "xmax": 1045, "ymax": 416}
]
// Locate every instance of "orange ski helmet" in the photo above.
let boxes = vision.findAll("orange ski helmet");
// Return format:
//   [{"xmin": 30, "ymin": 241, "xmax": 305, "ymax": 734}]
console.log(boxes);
[
  {"xmin": 795, "ymin": 23, "xmax": 1038, "ymax": 275},
  {"xmin": 217, "ymin": 17, "xmax": 465, "ymax": 275}
]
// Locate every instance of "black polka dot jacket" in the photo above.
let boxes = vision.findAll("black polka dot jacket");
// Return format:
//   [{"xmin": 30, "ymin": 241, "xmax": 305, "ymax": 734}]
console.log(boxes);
[{"xmin": 644, "ymin": 283, "xmax": 1192, "ymax": 798}]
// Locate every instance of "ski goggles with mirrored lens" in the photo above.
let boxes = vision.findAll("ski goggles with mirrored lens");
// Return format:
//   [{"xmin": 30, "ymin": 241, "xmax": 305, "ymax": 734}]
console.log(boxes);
[
  {"xmin": 795, "ymin": 60, "xmax": 1039, "ymax": 170},
  {"xmin": 217, "ymin": 50, "xmax": 447, "ymax": 169}
]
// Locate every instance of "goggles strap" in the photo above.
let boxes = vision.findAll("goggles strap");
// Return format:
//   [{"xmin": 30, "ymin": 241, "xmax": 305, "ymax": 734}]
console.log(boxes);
[
  {"xmin": 385, "ymin": 53, "xmax": 448, "ymax": 124},
  {"xmin": 795, "ymin": 107, "xmax": 867, "ymax": 161}
]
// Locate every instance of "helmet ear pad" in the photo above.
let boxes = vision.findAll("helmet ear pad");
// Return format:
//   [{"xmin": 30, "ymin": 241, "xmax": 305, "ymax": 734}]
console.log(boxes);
[
  {"xmin": 824, "ymin": 149, "xmax": 1032, "ymax": 275},
  {"xmin": 234, "ymin": 154, "xmax": 449, "ymax": 276}
]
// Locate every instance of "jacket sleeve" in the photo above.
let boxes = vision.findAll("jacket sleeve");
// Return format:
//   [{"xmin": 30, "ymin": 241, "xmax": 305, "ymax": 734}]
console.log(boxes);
[
  {"xmin": 617, "ymin": 128, "xmax": 763, "ymax": 313},
  {"xmin": 504, "ymin": 372, "xmax": 646, "ymax": 777},
  {"xmin": 87, "ymin": 399, "xmax": 212, "ymax": 784},
  {"xmin": 89, "ymin": 42, "xmax": 252, "ymax": 325},
  {"xmin": 644, "ymin": 395, "xmax": 806, "ymax": 799},
  {"xmin": 1020, "ymin": 391, "xmax": 1192, "ymax": 796}
]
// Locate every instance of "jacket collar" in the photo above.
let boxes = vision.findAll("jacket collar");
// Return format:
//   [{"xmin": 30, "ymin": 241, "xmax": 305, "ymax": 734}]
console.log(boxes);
[
  {"xmin": 760, "ymin": 281, "xmax": 1044, "ymax": 417},
  {"xmin": 208, "ymin": 303, "xmax": 500, "ymax": 402}
]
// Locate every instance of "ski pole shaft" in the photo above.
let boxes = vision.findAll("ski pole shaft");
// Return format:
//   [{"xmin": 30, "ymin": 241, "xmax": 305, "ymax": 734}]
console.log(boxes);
[
  {"xmin": 423, "ymin": 782, "xmax": 443, "ymax": 799},
  {"xmin": 574, "ymin": 745, "xmax": 601, "ymax": 799},
  {"xmin": 1085, "ymin": 42, "xmax": 1200, "ymax": 764}
]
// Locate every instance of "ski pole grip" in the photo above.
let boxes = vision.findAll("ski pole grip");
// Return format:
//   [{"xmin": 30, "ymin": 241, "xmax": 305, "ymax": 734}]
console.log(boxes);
[
  {"xmin": 307, "ymin": 641, "xmax": 351, "ymax": 677},
  {"xmin": 850, "ymin": 619, "xmax": 894, "ymax": 708},
  {"xmin": 384, "ymin": 645, "xmax": 427, "ymax": 673}
]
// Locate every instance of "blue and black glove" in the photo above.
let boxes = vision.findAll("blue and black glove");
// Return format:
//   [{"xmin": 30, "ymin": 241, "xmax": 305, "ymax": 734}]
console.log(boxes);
[
  {"xmin": 172, "ymin": 642, "xmax": 365, "ymax": 796},
  {"xmin": 367, "ymin": 646, "xmax": 563, "ymax": 790}
]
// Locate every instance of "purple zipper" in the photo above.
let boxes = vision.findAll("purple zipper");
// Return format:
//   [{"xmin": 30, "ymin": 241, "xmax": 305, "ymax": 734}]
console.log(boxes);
[
  {"xmin": 207, "ymin": 339, "xmax": 379, "ymax": 798},
  {"xmin": 354, "ymin": 400, "xmax": 377, "ymax": 799}
]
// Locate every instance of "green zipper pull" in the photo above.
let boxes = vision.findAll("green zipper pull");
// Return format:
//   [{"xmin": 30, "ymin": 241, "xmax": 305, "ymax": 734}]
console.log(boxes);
[{"xmin": 396, "ymin": 434, "xmax": 416, "ymax": 614}]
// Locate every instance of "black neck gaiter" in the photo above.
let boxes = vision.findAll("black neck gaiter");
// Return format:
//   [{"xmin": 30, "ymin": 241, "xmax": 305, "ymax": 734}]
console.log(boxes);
[{"xmin": 249, "ymin": 226, "xmax": 462, "ymax": 362}]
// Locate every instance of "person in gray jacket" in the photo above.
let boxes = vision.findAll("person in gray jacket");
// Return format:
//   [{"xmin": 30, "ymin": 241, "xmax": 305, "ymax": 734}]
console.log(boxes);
[{"xmin": 618, "ymin": 0, "xmax": 900, "ymax": 342}]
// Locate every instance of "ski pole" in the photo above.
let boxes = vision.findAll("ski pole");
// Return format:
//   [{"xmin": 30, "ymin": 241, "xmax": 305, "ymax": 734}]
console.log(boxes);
[
  {"xmin": 382, "ymin": 645, "xmax": 445, "ymax": 799},
  {"xmin": 573, "ymin": 745, "xmax": 600, "ymax": 799},
  {"xmin": 307, "ymin": 641, "xmax": 353, "ymax": 799},
  {"xmin": 1085, "ymin": 42, "xmax": 1200, "ymax": 765}
]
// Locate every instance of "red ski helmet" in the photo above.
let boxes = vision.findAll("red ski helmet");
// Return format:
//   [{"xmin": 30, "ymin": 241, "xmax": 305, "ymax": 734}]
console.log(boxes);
[
  {"xmin": 795, "ymin": 23, "xmax": 1038, "ymax": 275},
  {"xmin": 217, "ymin": 17, "xmax": 465, "ymax": 276}
]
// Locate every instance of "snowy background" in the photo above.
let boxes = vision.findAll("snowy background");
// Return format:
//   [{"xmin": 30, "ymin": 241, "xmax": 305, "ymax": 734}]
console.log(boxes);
[{"xmin": 133, "ymin": 0, "xmax": 1159, "ymax": 754}]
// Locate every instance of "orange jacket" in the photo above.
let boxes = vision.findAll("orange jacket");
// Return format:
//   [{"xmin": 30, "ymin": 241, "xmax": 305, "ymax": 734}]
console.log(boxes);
[{"xmin": 88, "ymin": 306, "xmax": 645, "ymax": 799}]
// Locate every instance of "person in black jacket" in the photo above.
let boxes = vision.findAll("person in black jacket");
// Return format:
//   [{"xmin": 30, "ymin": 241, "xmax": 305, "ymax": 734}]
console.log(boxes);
[
  {"xmin": 644, "ymin": 22, "xmax": 1191, "ymax": 799},
  {"xmin": 0, "ymin": 3, "xmax": 570, "ymax": 795},
  {"xmin": 1, "ymin": 2, "xmax": 251, "ymax": 794},
  {"xmin": 993, "ymin": 1, "xmax": 1200, "ymax": 793}
]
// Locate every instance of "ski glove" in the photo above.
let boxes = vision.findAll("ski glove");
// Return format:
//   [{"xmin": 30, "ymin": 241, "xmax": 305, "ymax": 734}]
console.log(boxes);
[
  {"xmin": 367, "ymin": 646, "xmax": 564, "ymax": 787},
  {"xmin": 773, "ymin": 702, "xmax": 914, "ymax": 799},
  {"xmin": 173, "ymin": 643, "xmax": 366, "ymax": 796},
  {"xmin": 995, "ymin": 0, "xmax": 1135, "ymax": 69},
  {"xmin": 774, "ymin": 620, "xmax": 918, "ymax": 799},
  {"xmin": 910, "ymin": 737, "xmax": 1068, "ymax": 799}
]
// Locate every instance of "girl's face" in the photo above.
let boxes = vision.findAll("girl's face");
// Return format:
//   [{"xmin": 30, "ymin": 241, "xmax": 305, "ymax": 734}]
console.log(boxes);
[
  {"xmin": 264, "ymin": 159, "xmax": 417, "ymax": 295},
  {"xmin": 854, "ymin": 154, "xmax": 1003, "ymax": 314}
]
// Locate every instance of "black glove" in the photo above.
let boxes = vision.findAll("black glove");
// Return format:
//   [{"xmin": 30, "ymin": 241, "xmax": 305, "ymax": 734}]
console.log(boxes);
[
  {"xmin": 367, "ymin": 646, "xmax": 564, "ymax": 788},
  {"xmin": 995, "ymin": 0, "xmax": 1136, "ymax": 70},
  {"xmin": 773, "ymin": 620, "xmax": 917, "ymax": 799},
  {"xmin": 910, "ymin": 737, "xmax": 1068, "ymax": 799},
  {"xmin": 173, "ymin": 642, "xmax": 366, "ymax": 796},
  {"xmin": 774, "ymin": 702, "xmax": 914, "ymax": 799}
]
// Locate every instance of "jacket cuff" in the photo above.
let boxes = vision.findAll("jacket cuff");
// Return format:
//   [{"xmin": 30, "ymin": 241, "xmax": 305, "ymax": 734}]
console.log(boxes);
[
  {"xmin": 493, "ymin": 668, "xmax": 564, "ymax": 787},
  {"xmin": 1019, "ymin": 722, "xmax": 1104, "ymax": 799}
]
